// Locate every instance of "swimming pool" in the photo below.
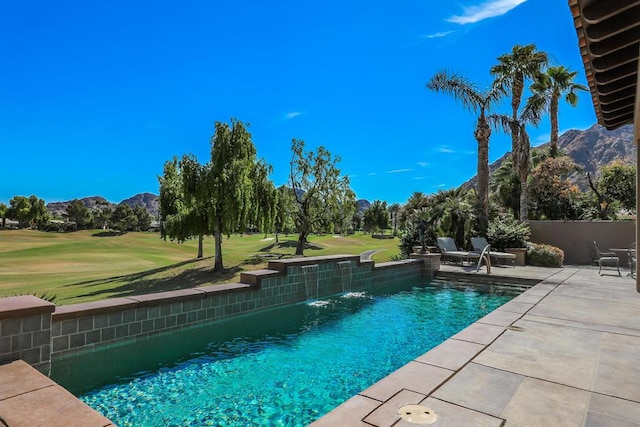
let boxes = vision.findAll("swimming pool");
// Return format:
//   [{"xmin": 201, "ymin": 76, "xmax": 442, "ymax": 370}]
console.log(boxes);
[{"xmin": 51, "ymin": 278, "xmax": 522, "ymax": 426}]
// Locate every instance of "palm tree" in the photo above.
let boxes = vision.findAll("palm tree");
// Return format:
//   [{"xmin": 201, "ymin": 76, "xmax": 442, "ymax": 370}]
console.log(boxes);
[
  {"xmin": 490, "ymin": 107, "xmax": 541, "ymax": 221},
  {"xmin": 490, "ymin": 158, "xmax": 519, "ymax": 218},
  {"xmin": 526, "ymin": 66, "xmax": 588, "ymax": 157},
  {"xmin": 490, "ymin": 45, "xmax": 548, "ymax": 173},
  {"xmin": 389, "ymin": 203, "xmax": 400, "ymax": 235},
  {"xmin": 427, "ymin": 70, "xmax": 504, "ymax": 234}
]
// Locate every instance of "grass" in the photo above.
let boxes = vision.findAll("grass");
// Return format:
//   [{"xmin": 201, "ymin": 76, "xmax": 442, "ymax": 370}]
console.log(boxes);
[{"xmin": 0, "ymin": 229, "xmax": 401, "ymax": 304}]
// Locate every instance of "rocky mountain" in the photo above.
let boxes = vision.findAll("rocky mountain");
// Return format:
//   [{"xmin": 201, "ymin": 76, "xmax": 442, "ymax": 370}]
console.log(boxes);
[
  {"xmin": 461, "ymin": 123, "xmax": 635, "ymax": 190},
  {"xmin": 120, "ymin": 193, "xmax": 159, "ymax": 217},
  {"xmin": 46, "ymin": 193, "xmax": 159, "ymax": 218},
  {"xmin": 356, "ymin": 199, "xmax": 371, "ymax": 215},
  {"xmin": 47, "ymin": 196, "xmax": 115, "ymax": 218}
]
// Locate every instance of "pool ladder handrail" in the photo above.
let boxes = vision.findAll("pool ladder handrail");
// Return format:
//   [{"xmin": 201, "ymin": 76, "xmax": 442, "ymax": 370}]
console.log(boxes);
[{"xmin": 476, "ymin": 244, "xmax": 491, "ymax": 274}]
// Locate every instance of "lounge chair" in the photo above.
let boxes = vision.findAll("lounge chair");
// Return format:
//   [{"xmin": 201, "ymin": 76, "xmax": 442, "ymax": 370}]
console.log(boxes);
[
  {"xmin": 437, "ymin": 237, "xmax": 480, "ymax": 266},
  {"xmin": 593, "ymin": 241, "xmax": 621, "ymax": 276},
  {"xmin": 471, "ymin": 237, "xmax": 517, "ymax": 267}
]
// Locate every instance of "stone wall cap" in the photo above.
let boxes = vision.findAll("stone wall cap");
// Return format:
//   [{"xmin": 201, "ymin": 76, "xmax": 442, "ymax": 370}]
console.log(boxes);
[
  {"xmin": 53, "ymin": 298, "xmax": 139, "ymax": 321},
  {"xmin": 267, "ymin": 254, "xmax": 360, "ymax": 272},
  {"xmin": 0, "ymin": 295, "xmax": 55, "ymax": 320},
  {"xmin": 126, "ymin": 288, "xmax": 206, "ymax": 307},
  {"xmin": 199, "ymin": 283, "xmax": 252, "ymax": 295}
]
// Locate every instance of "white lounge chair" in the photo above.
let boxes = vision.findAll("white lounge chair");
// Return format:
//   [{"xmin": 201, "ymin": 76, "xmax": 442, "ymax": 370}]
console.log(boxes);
[
  {"xmin": 437, "ymin": 237, "xmax": 480, "ymax": 266},
  {"xmin": 471, "ymin": 237, "xmax": 517, "ymax": 267},
  {"xmin": 593, "ymin": 241, "xmax": 621, "ymax": 276}
]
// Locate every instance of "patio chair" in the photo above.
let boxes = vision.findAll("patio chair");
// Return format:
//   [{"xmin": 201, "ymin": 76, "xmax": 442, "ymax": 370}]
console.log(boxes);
[
  {"xmin": 593, "ymin": 241, "xmax": 621, "ymax": 276},
  {"xmin": 470, "ymin": 237, "xmax": 517, "ymax": 267},
  {"xmin": 437, "ymin": 237, "xmax": 480, "ymax": 266}
]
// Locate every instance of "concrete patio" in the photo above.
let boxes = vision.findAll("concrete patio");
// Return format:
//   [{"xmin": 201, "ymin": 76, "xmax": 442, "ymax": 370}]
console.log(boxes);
[{"xmin": 312, "ymin": 264, "xmax": 640, "ymax": 426}]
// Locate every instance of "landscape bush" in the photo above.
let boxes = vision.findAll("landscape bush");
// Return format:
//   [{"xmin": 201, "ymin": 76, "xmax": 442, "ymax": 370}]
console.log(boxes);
[
  {"xmin": 486, "ymin": 215, "xmax": 531, "ymax": 251},
  {"xmin": 526, "ymin": 242, "xmax": 564, "ymax": 267}
]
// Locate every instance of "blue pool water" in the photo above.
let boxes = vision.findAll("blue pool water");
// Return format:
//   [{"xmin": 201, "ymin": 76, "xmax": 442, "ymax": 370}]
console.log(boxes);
[{"xmin": 51, "ymin": 279, "xmax": 521, "ymax": 426}]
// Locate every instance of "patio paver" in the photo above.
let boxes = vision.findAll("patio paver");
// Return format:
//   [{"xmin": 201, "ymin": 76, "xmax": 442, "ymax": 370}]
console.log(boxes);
[{"xmin": 316, "ymin": 264, "xmax": 640, "ymax": 426}]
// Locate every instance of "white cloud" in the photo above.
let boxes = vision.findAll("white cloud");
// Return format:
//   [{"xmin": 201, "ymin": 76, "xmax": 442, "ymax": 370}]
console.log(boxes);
[
  {"xmin": 413, "ymin": 177, "xmax": 424, "ymax": 180},
  {"xmin": 417, "ymin": 162, "xmax": 429, "ymax": 167},
  {"xmin": 386, "ymin": 168, "xmax": 414, "ymax": 174},
  {"xmin": 368, "ymin": 172, "xmax": 378, "ymax": 176},
  {"xmin": 447, "ymin": 0, "xmax": 527, "ymax": 25},
  {"xmin": 432, "ymin": 184, "xmax": 446, "ymax": 188},
  {"xmin": 436, "ymin": 146, "xmax": 455, "ymax": 153},
  {"xmin": 423, "ymin": 30, "xmax": 455, "ymax": 39},
  {"xmin": 285, "ymin": 112, "xmax": 301, "ymax": 120}
]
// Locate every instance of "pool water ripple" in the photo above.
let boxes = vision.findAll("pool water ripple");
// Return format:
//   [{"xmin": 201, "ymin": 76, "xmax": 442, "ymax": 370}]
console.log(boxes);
[{"xmin": 52, "ymin": 280, "xmax": 519, "ymax": 426}]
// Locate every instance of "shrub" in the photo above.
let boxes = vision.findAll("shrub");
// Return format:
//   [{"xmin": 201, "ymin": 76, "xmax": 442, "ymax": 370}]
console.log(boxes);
[
  {"xmin": 526, "ymin": 242, "xmax": 564, "ymax": 267},
  {"xmin": 487, "ymin": 215, "xmax": 531, "ymax": 251}
]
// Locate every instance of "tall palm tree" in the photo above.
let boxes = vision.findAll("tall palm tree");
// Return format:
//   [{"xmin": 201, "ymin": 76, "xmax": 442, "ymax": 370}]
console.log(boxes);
[
  {"xmin": 427, "ymin": 70, "xmax": 504, "ymax": 234},
  {"xmin": 526, "ymin": 66, "xmax": 588, "ymax": 157},
  {"xmin": 490, "ymin": 45, "xmax": 548, "ymax": 173},
  {"xmin": 490, "ymin": 105, "xmax": 541, "ymax": 221}
]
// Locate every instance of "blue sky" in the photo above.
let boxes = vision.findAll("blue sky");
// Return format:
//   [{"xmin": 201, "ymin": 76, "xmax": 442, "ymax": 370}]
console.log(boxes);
[{"xmin": 0, "ymin": 0, "xmax": 597, "ymax": 206}]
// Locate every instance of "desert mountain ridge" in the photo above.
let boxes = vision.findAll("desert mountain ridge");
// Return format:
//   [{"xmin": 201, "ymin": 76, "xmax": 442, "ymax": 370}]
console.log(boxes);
[
  {"xmin": 461, "ymin": 123, "xmax": 635, "ymax": 190},
  {"xmin": 45, "ymin": 123, "xmax": 634, "ymax": 217},
  {"xmin": 47, "ymin": 193, "xmax": 372, "ymax": 218}
]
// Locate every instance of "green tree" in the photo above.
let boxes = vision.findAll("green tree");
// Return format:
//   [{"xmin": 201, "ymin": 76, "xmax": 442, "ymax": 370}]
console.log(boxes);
[
  {"xmin": 289, "ymin": 139, "xmax": 355, "ymax": 255},
  {"xmin": 427, "ymin": 70, "xmax": 504, "ymax": 234},
  {"xmin": 526, "ymin": 66, "xmax": 588, "ymax": 157},
  {"xmin": 7, "ymin": 195, "xmax": 49, "ymax": 228},
  {"xmin": 65, "ymin": 199, "xmax": 91, "ymax": 229},
  {"xmin": 110, "ymin": 204, "xmax": 137, "ymax": 232},
  {"xmin": 428, "ymin": 188, "xmax": 475, "ymax": 249},
  {"xmin": 490, "ymin": 158, "xmax": 520, "ymax": 218},
  {"xmin": 491, "ymin": 45, "xmax": 547, "ymax": 177},
  {"xmin": 159, "ymin": 157, "xmax": 205, "ymax": 258},
  {"xmin": 587, "ymin": 160, "xmax": 636, "ymax": 218},
  {"xmin": 206, "ymin": 119, "xmax": 275, "ymax": 271},
  {"xmin": 0, "ymin": 203, "xmax": 7, "ymax": 228},
  {"xmin": 363, "ymin": 200, "xmax": 390, "ymax": 234},
  {"xmin": 490, "ymin": 108, "xmax": 541, "ymax": 220},
  {"xmin": 250, "ymin": 160, "xmax": 277, "ymax": 237},
  {"xmin": 529, "ymin": 156, "xmax": 582, "ymax": 219},
  {"xmin": 133, "ymin": 205, "xmax": 152, "ymax": 231},
  {"xmin": 91, "ymin": 200, "xmax": 113, "ymax": 230},
  {"xmin": 274, "ymin": 186, "xmax": 296, "ymax": 242},
  {"xmin": 389, "ymin": 203, "xmax": 401, "ymax": 236}
]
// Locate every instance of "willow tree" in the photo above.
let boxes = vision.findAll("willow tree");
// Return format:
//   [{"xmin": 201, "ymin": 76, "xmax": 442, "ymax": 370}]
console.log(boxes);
[
  {"xmin": 526, "ymin": 66, "xmax": 588, "ymax": 157},
  {"xmin": 206, "ymin": 119, "xmax": 275, "ymax": 271},
  {"xmin": 427, "ymin": 70, "xmax": 504, "ymax": 234},
  {"xmin": 159, "ymin": 156, "xmax": 209, "ymax": 258},
  {"xmin": 289, "ymin": 139, "xmax": 355, "ymax": 255},
  {"xmin": 159, "ymin": 119, "xmax": 275, "ymax": 271}
]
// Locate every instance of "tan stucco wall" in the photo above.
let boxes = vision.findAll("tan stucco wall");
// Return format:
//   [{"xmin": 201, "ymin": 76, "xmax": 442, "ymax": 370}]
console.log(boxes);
[{"xmin": 529, "ymin": 220, "xmax": 635, "ymax": 265}]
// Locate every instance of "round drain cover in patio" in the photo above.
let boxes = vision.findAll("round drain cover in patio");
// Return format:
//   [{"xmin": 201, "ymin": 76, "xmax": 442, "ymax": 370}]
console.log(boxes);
[{"xmin": 397, "ymin": 405, "xmax": 438, "ymax": 424}]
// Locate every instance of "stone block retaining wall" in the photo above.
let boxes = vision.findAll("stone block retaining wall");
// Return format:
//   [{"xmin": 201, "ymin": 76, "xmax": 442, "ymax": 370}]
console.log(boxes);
[{"xmin": 0, "ymin": 254, "xmax": 439, "ymax": 373}]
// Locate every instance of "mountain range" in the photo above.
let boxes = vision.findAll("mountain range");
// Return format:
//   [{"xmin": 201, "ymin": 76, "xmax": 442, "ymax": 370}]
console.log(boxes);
[
  {"xmin": 47, "ymin": 192, "xmax": 370, "ymax": 219},
  {"xmin": 461, "ymin": 123, "xmax": 635, "ymax": 190},
  {"xmin": 46, "ymin": 123, "xmax": 634, "ymax": 217}
]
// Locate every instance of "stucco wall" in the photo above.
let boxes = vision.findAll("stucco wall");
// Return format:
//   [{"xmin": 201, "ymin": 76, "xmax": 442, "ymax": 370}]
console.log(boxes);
[{"xmin": 529, "ymin": 220, "xmax": 635, "ymax": 265}]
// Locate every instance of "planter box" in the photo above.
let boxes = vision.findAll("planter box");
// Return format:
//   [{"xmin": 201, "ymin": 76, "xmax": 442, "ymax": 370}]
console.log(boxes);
[{"xmin": 505, "ymin": 248, "xmax": 526, "ymax": 266}]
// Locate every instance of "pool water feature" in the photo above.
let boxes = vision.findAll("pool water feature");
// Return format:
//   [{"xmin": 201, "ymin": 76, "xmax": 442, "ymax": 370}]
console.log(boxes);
[{"xmin": 51, "ymin": 279, "xmax": 522, "ymax": 426}]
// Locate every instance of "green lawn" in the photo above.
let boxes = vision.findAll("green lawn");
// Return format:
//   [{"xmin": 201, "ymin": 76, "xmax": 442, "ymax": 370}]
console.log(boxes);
[{"xmin": 0, "ymin": 229, "xmax": 401, "ymax": 304}]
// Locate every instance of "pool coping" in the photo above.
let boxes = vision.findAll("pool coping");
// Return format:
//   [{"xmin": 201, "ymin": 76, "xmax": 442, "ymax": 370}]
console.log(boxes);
[{"xmin": 311, "ymin": 265, "xmax": 640, "ymax": 426}]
